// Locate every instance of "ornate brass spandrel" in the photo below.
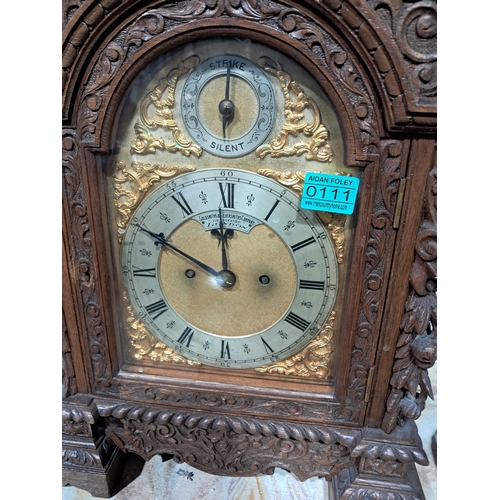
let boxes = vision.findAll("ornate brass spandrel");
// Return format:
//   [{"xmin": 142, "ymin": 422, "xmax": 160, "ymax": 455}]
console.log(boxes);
[
  {"xmin": 130, "ymin": 56, "xmax": 202, "ymax": 158},
  {"xmin": 257, "ymin": 168, "xmax": 305, "ymax": 194},
  {"xmin": 317, "ymin": 212, "xmax": 347, "ymax": 265},
  {"xmin": 114, "ymin": 161, "xmax": 200, "ymax": 366},
  {"xmin": 256, "ymin": 57, "xmax": 333, "ymax": 163},
  {"xmin": 113, "ymin": 161, "xmax": 195, "ymax": 242},
  {"xmin": 125, "ymin": 294, "xmax": 201, "ymax": 366},
  {"xmin": 255, "ymin": 312, "xmax": 336, "ymax": 379}
]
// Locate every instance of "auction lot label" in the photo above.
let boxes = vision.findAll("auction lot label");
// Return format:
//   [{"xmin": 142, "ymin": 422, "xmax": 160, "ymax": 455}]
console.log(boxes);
[{"xmin": 300, "ymin": 172, "xmax": 360, "ymax": 215}]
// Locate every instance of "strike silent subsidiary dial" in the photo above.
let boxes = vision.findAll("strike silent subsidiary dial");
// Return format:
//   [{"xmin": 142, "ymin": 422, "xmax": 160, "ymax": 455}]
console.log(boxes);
[{"xmin": 181, "ymin": 55, "xmax": 276, "ymax": 158}]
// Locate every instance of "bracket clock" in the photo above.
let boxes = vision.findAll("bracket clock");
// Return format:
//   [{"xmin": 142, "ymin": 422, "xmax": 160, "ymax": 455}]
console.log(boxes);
[{"xmin": 62, "ymin": 1, "xmax": 437, "ymax": 498}]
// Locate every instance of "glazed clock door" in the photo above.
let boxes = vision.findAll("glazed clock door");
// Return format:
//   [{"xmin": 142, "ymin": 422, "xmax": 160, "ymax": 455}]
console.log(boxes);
[{"xmin": 107, "ymin": 36, "xmax": 356, "ymax": 384}]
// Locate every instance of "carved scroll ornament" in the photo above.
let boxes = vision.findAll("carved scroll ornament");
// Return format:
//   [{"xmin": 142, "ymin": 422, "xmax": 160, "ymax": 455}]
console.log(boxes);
[
  {"xmin": 63, "ymin": 130, "xmax": 112, "ymax": 391},
  {"xmin": 370, "ymin": 0, "xmax": 437, "ymax": 102},
  {"xmin": 99, "ymin": 403, "xmax": 361, "ymax": 481},
  {"xmin": 70, "ymin": 0, "xmax": 380, "ymax": 157}
]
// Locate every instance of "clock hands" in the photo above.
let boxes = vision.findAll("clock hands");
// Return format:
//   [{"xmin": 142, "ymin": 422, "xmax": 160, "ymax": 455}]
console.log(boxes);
[
  {"xmin": 211, "ymin": 208, "xmax": 234, "ymax": 271},
  {"xmin": 219, "ymin": 208, "xmax": 229, "ymax": 271},
  {"xmin": 218, "ymin": 65, "xmax": 235, "ymax": 139},
  {"xmin": 137, "ymin": 224, "xmax": 236, "ymax": 288},
  {"xmin": 137, "ymin": 225, "xmax": 219, "ymax": 277}
]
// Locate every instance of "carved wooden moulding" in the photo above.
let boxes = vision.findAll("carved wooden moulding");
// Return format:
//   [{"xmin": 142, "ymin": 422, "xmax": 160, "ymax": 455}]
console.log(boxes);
[{"xmin": 98, "ymin": 402, "xmax": 361, "ymax": 481}]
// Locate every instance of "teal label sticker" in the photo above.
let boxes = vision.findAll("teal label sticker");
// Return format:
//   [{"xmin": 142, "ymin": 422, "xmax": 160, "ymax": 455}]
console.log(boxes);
[{"xmin": 300, "ymin": 172, "xmax": 359, "ymax": 215}]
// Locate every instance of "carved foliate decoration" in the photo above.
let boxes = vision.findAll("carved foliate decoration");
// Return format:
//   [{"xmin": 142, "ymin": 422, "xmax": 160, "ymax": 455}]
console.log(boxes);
[
  {"xmin": 269, "ymin": 6, "xmax": 380, "ymax": 150},
  {"xmin": 62, "ymin": 395, "xmax": 99, "ymax": 437},
  {"xmin": 72, "ymin": 0, "xmax": 379, "ymax": 157},
  {"xmin": 382, "ymin": 161, "xmax": 436, "ymax": 433},
  {"xmin": 329, "ymin": 420, "xmax": 429, "ymax": 498},
  {"xmin": 63, "ymin": 130, "xmax": 112, "ymax": 390},
  {"xmin": 99, "ymin": 403, "xmax": 360, "ymax": 481},
  {"xmin": 62, "ymin": 0, "xmax": 123, "ymax": 91},
  {"xmin": 340, "ymin": 488, "xmax": 417, "ymax": 500},
  {"xmin": 104, "ymin": 376, "xmax": 343, "ymax": 421},
  {"xmin": 344, "ymin": 140, "xmax": 407, "ymax": 421},
  {"xmin": 257, "ymin": 57, "xmax": 333, "ymax": 162},
  {"xmin": 62, "ymin": 312, "xmax": 77, "ymax": 398},
  {"xmin": 62, "ymin": 448, "xmax": 101, "ymax": 468},
  {"xmin": 352, "ymin": 439, "xmax": 428, "ymax": 469},
  {"xmin": 370, "ymin": 0, "xmax": 437, "ymax": 103}
]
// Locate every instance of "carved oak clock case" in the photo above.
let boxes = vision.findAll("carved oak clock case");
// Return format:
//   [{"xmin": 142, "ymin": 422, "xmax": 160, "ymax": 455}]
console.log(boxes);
[{"xmin": 62, "ymin": 1, "xmax": 437, "ymax": 498}]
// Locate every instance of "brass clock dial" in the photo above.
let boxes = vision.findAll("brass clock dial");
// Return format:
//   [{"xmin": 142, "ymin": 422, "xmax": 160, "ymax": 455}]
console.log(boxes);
[
  {"xmin": 181, "ymin": 55, "xmax": 276, "ymax": 158},
  {"xmin": 121, "ymin": 168, "xmax": 338, "ymax": 369}
]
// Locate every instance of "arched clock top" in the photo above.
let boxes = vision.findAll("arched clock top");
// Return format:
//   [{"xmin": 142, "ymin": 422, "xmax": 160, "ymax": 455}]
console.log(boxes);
[{"xmin": 62, "ymin": 0, "xmax": 436, "ymax": 167}]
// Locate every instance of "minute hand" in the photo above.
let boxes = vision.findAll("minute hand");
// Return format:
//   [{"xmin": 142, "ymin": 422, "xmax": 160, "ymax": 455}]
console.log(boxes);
[
  {"xmin": 137, "ymin": 226, "xmax": 219, "ymax": 277},
  {"xmin": 219, "ymin": 208, "xmax": 228, "ymax": 270}
]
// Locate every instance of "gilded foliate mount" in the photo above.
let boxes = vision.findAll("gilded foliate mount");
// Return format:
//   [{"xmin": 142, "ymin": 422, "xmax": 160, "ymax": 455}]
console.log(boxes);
[
  {"xmin": 113, "ymin": 162, "xmax": 195, "ymax": 243},
  {"xmin": 257, "ymin": 57, "xmax": 333, "ymax": 163},
  {"xmin": 130, "ymin": 56, "xmax": 202, "ymax": 158}
]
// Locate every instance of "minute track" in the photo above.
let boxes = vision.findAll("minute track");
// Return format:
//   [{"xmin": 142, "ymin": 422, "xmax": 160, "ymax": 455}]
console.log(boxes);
[{"xmin": 121, "ymin": 168, "xmax": 339, "ymax": 369}]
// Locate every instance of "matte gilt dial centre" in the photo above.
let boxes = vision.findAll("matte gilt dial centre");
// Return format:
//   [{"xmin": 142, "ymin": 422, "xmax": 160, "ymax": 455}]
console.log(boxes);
[{"xmin": 159, "ymin": 221, "xmax": 296, "ymax": 337}]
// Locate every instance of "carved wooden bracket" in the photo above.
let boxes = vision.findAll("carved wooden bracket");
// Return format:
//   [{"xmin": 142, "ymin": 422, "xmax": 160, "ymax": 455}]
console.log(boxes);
[
  {"xmin": 331, "ymin": 420, "xmax": 428, "ymax": 498},
  {"xmin": 63, "ymin": 394, "xmax": 99, "ymax": 437},
  {"xmin": 97, "ymin": 400, "xmax": 361, "ymax": 481},
  {"xmin": 62, "ymin": 395, "xmax": 122, "ymax": 496}
]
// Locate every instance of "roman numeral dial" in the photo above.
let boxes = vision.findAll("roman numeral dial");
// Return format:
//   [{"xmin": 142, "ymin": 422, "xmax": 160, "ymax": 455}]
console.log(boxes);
[
  {"xmin": 219, "ymin": 182, "xmax": 235, "ymax": 208},
  {"xmin": 299, "ymin": 279, "xmax": 325, "ymax": 290},
  {"xmin": 121, "ymin": 168, "xmax": 339, "ymax": 369},
  {"xmin": 144, "ymin": 299, "xmax": 168, "ymax": 320},
  {"xmin": 172, "ymin": 191, "xmax": 194, "ymax": 217}
]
